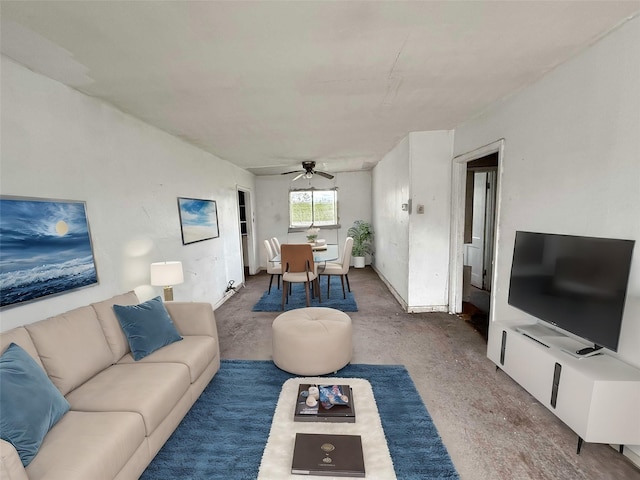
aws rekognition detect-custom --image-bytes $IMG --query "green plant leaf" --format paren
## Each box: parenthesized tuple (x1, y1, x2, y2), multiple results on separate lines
(348, 220, 374, 257)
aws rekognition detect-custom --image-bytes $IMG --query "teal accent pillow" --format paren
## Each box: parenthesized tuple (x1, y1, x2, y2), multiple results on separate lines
(0, 343, 70, 467)
(113, 296, 183, 360)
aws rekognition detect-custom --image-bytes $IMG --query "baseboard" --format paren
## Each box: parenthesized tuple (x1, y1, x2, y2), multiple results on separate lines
(371, 266, 449, 313)
(370, 266, 408, 311)
(407, 305, 449, 313)
(616, 444, 640, 468)
(213, 282, 244, 309)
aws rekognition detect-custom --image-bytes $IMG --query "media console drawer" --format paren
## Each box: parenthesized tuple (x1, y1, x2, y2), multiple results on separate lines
(500, 328, 556, 401)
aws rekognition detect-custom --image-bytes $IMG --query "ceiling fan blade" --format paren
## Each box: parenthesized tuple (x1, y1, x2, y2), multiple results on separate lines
(315, 171, 335, 179)
(292, 172, 306, 181)
(281, 169, 303, 175)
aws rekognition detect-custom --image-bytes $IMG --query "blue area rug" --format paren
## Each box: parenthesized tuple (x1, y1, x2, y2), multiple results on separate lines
(141, 360, 459, 480)
(252, 275, 358, 312)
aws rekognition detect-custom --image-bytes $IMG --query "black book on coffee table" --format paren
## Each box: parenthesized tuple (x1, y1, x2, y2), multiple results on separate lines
(294, 384, 355, 423)
(291, 433, 365, 477)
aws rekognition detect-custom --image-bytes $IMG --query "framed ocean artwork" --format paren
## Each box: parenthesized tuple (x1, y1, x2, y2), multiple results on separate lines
(0, 196, 99, 308)
(177, 197, 219, 245)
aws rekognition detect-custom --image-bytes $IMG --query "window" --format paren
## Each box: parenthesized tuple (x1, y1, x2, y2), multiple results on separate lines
(289, 189, 337, 228)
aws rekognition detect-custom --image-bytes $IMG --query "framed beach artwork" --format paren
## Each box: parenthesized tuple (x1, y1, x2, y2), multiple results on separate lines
(177, 197, 219, 245)
(0, 196, 99, 309)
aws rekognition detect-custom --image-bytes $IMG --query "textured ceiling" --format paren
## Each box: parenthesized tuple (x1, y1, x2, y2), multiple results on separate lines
(2, 1, 639, 175)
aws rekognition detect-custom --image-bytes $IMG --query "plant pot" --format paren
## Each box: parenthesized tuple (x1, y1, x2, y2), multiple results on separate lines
(353, 256, 365, 268)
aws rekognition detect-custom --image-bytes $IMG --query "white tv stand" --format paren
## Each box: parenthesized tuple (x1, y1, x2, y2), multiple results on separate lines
(488, 321, 640, 453)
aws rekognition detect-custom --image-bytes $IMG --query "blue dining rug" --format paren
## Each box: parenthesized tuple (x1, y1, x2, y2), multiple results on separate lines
(252, 275, 358, 312)
(140, 360, 459, 480)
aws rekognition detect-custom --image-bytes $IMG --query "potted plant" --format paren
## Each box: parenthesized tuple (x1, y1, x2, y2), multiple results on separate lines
(347, 220, 373, 268)
(306, 226, 320, 243)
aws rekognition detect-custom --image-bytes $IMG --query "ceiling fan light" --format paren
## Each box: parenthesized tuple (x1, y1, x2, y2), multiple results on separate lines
(305, 171, 313, 179)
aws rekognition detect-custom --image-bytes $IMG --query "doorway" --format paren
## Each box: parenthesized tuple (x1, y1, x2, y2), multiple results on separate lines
(461, 154, 498, 339)
(448, 140, 504, 330)
(464, 154, 498, 292)
(237, 186, 256, 282)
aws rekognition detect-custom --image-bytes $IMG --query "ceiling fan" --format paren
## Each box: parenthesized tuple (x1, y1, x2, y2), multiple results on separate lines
(281, 161, 334, 181)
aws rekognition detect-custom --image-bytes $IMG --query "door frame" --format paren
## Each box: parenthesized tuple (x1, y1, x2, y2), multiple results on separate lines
(448, 139, 504, 316)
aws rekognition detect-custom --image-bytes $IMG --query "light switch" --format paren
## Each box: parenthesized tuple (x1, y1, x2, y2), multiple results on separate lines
(417, 204, 425, 214)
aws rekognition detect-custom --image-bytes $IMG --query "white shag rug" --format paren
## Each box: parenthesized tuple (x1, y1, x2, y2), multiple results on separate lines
(258, 377, 396, 479)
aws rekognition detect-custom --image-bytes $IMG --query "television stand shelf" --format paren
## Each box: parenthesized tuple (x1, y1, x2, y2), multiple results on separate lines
(488, 321, 640, 454)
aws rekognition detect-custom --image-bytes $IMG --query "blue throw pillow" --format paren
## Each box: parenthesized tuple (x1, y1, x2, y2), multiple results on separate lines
(113, 296, 182, 360)
(0, 343, 70, 467)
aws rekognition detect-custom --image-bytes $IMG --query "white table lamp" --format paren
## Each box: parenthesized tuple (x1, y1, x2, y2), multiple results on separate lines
(150, 261, 184, 301)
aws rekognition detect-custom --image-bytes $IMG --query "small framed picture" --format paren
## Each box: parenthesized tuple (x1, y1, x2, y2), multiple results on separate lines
(177, 197, 219, 245)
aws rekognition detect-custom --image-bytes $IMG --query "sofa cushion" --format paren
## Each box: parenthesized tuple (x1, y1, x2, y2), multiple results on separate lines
(0, 327, 44, 370)
(25, 305, 114, 396)
(25, 411, 145, 480)
(113, 296, 183, 360)
(65, 362, 190, 435)
(117, 335, 217, 383)
(92, 292, 139, 363)
(1, 439, 29, 480)
(164, 302, 219, 337)
(0, 343, 70, 467)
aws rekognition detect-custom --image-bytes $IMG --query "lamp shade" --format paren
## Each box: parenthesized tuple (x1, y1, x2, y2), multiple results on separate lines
(150, 261, 184, 286)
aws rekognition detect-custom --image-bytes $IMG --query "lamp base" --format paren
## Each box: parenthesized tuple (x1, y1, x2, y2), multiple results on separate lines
(163, 286, 174, 302)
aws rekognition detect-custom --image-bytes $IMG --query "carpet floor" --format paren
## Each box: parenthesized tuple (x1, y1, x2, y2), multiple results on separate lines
(140, 360, 458, 480)
(215, 268, 640, 480)
(252, 275, 358, 312)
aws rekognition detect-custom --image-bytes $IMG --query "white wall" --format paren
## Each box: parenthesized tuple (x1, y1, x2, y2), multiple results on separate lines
(372, 132, 454, 310)
(454, 17, 640, 370)
(372, 136, 411, 304)
(0, 56, 255, 331)
(408, 131, 454, 311)
(255, 171, 372, 268)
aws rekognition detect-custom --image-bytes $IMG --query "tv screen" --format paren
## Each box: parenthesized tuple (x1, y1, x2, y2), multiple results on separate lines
(508, 231, 635, 352)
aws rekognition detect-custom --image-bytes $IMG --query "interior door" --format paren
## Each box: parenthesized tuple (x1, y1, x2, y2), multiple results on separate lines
(483, 170, 498, 291)
(467, 172, 487, 288)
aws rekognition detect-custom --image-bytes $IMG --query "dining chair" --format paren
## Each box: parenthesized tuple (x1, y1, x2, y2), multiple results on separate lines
(320, 237, 353, 299)
(263, 239, 282, 294)
(280, 243, 320, 310)
(270, 237, 281, 255)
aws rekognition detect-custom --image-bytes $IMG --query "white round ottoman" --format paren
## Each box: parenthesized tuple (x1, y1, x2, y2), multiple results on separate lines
(272, 307, 352, 375)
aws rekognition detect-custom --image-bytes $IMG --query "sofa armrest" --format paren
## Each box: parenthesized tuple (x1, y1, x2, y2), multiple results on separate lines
(164, 302, 218, 339)
(0, 439, 28, 480)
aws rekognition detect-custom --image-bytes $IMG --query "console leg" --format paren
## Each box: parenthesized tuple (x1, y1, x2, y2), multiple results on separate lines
(619, 445, 625, 454)
(576, 437, 584, 454)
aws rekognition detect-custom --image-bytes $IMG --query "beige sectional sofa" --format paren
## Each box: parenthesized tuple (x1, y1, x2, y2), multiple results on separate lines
(0, 292, 220, 480)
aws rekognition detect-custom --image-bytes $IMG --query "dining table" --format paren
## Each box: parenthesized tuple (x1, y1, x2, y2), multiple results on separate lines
(271, 243, 339, 264)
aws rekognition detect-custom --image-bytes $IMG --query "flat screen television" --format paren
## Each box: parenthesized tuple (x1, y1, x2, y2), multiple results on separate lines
(508, 231, 635, 352)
